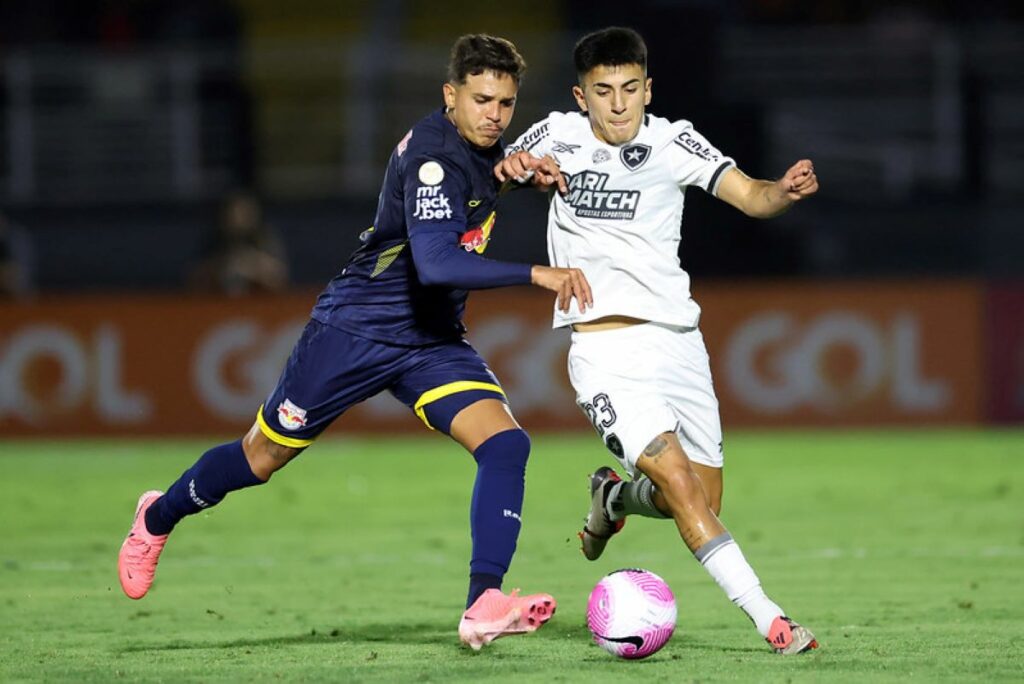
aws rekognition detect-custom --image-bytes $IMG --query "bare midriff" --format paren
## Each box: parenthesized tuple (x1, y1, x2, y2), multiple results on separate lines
(572, 315, 648, 332)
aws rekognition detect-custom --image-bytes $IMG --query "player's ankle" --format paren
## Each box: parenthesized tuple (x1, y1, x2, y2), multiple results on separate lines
(144, 499, 174, 536)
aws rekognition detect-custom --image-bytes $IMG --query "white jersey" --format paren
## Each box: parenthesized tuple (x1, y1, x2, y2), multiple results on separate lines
(510, 111, 734, 329)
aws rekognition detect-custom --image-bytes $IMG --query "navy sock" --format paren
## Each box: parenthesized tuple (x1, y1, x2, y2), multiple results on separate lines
(467, 573, 503, 608)
(145, 440, 264, 535)
(466, 429, 530, 608)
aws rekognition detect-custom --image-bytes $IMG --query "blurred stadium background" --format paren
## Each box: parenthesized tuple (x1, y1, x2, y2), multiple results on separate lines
(1, 0, 1022, 435)
(2, 3, 1024, 680)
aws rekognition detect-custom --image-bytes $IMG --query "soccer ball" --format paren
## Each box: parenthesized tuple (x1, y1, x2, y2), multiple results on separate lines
(586, 568, 677, 659)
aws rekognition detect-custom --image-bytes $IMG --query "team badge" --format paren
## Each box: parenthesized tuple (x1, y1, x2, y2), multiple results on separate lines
(620, 143, 651, 171)
(592, 148, 611, 164)
(418, 161, 444, 185)
(605, 434, 625, 460)
(277, 399, 308, 431)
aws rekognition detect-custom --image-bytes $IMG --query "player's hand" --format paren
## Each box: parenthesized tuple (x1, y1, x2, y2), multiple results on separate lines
(778, 159, 818, 201)
(530, 265, 593, 314)
(495, 151, 568, 194)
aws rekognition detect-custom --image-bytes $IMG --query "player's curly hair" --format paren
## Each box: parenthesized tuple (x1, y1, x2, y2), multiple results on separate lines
(447, 34, 527, 85)
(573, 27, 647, 80)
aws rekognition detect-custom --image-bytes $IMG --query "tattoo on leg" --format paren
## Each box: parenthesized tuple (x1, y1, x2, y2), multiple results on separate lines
(641, 435, 670, 463)
(270, 445, 300, 464)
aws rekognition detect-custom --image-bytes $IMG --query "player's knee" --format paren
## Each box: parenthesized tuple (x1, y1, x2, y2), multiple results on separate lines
(242, 427, 302, 481)
(473, 428, 530, 471)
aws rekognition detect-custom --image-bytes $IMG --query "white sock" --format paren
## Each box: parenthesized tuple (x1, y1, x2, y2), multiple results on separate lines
(605, 478, 670, 521)
(696, 533, 784, 637)
(604, 480, 626, 521)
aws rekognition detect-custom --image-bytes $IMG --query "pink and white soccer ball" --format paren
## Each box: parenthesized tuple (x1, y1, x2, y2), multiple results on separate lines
(586, 568, 677, 659)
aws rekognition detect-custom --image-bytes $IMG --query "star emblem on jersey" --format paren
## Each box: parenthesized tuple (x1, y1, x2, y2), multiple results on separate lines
(592, 149, 611, 164)
(620, 143, 651, 171)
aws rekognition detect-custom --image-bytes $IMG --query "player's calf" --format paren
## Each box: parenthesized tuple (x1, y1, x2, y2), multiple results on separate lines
(119, 438, 268, 599)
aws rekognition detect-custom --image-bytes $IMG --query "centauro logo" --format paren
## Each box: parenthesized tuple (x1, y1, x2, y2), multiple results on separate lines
(562, 171, 640, 220)
(519, 122, 549, 151)
(674, 130, 719, 162)
(414, 185, 453, 220)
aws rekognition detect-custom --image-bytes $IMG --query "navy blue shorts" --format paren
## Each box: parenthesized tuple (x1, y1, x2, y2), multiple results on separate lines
(257, 319, 506, 447)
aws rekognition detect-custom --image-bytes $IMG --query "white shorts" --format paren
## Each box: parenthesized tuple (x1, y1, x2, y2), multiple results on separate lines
(568, 322, 724, 477)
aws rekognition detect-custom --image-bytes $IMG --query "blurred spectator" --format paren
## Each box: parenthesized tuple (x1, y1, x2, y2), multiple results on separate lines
(189, 191, 289, 295)
(0, 211, 34, 298)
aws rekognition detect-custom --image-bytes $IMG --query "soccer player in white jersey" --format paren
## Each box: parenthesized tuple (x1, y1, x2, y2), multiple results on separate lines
(496, 27, 819, 654)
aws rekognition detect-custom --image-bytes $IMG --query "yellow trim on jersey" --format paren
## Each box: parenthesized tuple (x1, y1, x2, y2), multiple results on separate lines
(472, 211, 496, 254)
(371, 242, 407, 277)
(413, 381, 505, 430)
(257, 405, 315, 448)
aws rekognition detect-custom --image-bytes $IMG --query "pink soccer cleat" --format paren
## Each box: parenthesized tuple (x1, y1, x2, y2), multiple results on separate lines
(766, 616, 819, 654)
(118, 490, 169, 600)
(458, 588, 557, 650)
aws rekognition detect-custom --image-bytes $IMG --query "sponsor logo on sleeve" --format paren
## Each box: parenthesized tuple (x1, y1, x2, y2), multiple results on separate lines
(414, 185, 453, 220)
(620, 143, 651, 171)
(673, 130, 720, 161)
(277, 398, 308, 431)
(520, 122, 550, 151)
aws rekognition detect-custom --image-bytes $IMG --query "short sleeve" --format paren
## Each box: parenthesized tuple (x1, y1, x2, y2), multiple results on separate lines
(403, 154, 468, 234)
(507, 113, 555, 159)
(668, 122, 735, 196)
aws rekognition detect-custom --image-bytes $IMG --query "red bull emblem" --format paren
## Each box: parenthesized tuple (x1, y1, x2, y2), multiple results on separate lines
(460, 211, 495, 254)
(277, 399, 308, 431)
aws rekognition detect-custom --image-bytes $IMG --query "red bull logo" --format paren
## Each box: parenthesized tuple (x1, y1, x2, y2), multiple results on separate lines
(277, 398, 308, 431)
(460, 211, 495, 254)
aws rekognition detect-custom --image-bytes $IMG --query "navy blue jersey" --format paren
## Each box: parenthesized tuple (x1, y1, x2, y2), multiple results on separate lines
(312, 108, 520, 346)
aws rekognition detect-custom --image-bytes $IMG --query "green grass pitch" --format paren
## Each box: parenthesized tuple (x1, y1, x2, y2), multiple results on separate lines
(2, 430, 1023, 682)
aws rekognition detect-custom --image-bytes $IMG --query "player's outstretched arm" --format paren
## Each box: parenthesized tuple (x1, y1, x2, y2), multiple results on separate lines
(495, 151, 568, 194)
(716, 160, 818, 219)
(409, 231, 592, 313)
(530, 265, 592, 314)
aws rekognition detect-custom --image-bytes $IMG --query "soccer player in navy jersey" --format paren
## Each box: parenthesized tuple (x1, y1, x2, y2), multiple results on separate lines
(118, 34, 590, 651)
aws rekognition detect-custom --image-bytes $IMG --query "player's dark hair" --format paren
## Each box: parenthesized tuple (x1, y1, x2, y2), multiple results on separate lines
(447, 34, 526, 85)
(573, 27, 647, 80)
